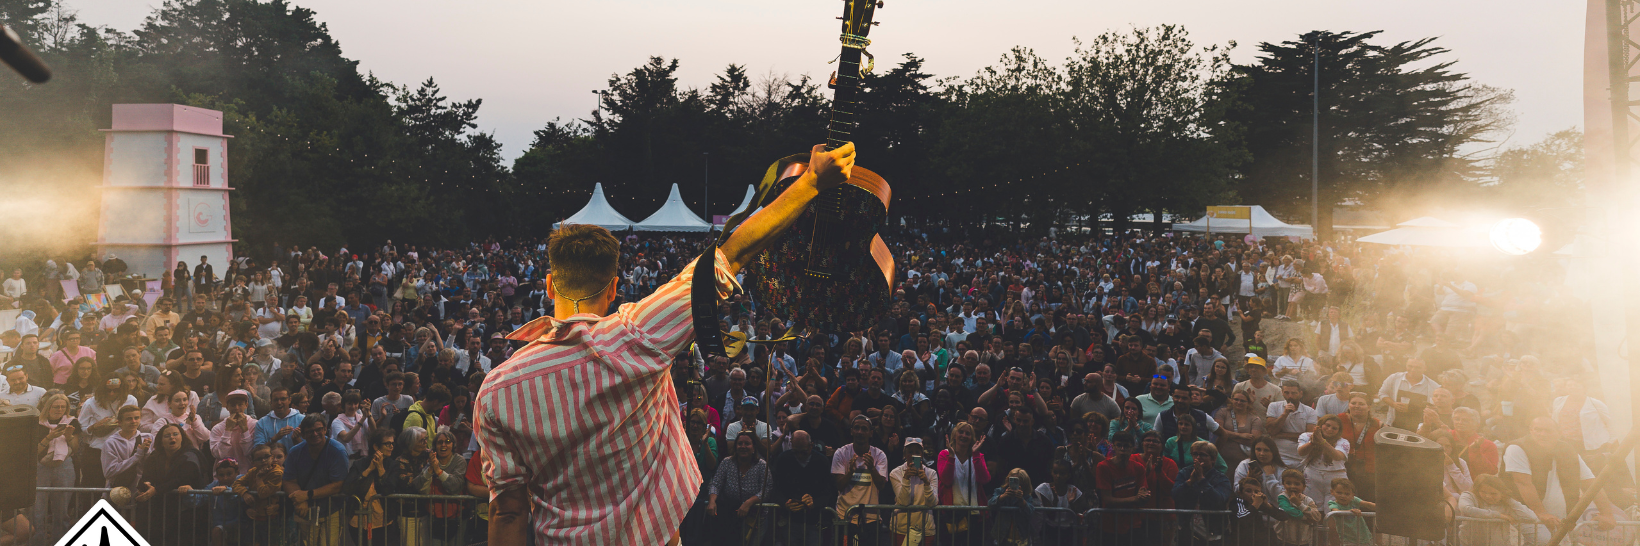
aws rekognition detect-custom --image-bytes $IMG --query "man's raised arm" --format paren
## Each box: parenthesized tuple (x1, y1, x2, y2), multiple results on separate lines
(721, 143, 855, 273)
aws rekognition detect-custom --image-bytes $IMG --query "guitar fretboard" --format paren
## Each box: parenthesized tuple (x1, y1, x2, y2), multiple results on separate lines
(825, 47, 864, 152)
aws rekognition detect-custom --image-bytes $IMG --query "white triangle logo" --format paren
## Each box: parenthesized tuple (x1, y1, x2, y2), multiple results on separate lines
(52, 499, 150, 546)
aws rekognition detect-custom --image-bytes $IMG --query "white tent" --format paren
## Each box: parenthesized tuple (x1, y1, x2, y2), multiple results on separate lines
(715, 185, 758, 227)
(1396, 216, 1460, 228)
(1356, 216, 1487, 247)
(634, 183, 713, 232)
(554, 182, 635, 231)
(1171, 205, 1314, 239)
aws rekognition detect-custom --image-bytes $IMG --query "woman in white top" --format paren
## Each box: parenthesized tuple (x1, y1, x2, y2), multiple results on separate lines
(1233, 436, 1286, 501)
(78, 376, 137, 487)
(1296, 414, 1351, 506)
(1272, 339, 1318, 387)
(1333, 342, 1369, 389)
(1429, 428, 1472, 517)
(145, 389, 211, 450)
(140, 370, 199, 431)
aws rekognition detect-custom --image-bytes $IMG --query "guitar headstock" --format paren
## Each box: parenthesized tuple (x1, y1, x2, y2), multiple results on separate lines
(839, 0, 882, 41)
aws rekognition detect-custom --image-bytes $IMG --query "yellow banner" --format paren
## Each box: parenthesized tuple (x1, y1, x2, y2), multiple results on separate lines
(1206, 206, 1250, 220)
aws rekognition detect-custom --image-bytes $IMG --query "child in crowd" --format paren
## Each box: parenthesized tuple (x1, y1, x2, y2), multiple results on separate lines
(1234, 476, 1283, 545)
(1275, 469, 1322, 546)
(1326, 478, 1375, 546)
(1035, 458, 1082, 544)
(206, 459, 243, 546)
(1457, 474, 1537, 546)
(233, 443, 286, 546)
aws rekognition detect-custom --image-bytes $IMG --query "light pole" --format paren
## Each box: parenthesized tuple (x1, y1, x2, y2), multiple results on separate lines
(1312, 35, 1321, 237)
(703, 152, 710, 226)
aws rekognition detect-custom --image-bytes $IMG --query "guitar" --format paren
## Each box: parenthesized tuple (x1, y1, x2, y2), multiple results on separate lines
(739, 0, 894, 334)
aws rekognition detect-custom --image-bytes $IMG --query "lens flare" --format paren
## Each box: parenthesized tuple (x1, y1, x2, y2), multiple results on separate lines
(1490, 218, 1542, 256)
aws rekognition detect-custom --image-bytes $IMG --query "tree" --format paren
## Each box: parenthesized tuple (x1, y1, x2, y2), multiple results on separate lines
(1487, 128, 1583, 211)
(1063, 25, 1243, 232)
(1231, 31, 1511, 238)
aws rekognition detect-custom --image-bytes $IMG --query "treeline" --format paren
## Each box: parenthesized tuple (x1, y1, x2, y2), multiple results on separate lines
(0, 0, 1575, 254)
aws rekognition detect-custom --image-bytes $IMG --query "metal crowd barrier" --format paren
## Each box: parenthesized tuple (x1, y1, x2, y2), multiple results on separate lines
(1321, 511, 1542, 546)
(1569, 516, 1640, 546)
(27, 487, 482, 546)
(1080, 507, 1236, 546)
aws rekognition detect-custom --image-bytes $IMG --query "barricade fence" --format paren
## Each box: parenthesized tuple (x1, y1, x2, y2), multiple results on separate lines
(28, 487, 483, 546)
(27, 489, 1640, 546)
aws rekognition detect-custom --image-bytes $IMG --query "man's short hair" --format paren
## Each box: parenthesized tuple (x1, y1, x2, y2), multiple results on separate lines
(548, 224, 621, 295)
(425, 383, 452, 404)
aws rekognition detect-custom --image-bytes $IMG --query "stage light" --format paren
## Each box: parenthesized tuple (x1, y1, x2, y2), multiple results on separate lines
(1490, 218, 1542, 256)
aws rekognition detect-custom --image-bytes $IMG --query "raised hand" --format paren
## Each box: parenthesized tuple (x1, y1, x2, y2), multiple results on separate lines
(808, 143, 856, 191)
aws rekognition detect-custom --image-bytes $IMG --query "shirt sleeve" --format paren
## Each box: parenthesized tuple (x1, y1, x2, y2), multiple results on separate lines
(831, 448, 848, 475)
(1502, 444, 1530, 475)
(614, 249, 740, 367)
(325, 444, 349, 482)
(473, 396, 527, 495)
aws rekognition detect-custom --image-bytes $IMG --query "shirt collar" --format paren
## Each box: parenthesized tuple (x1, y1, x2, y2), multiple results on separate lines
(505, 314, 603, 344)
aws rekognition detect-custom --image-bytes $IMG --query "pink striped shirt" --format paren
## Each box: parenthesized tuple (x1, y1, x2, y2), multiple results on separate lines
(475, 250, 735, 545)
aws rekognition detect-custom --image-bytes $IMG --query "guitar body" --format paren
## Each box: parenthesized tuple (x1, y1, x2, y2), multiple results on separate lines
(745, 158, 894, 333)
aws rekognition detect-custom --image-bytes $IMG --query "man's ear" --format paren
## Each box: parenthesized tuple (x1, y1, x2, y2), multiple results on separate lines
(543, 274, 557, 300)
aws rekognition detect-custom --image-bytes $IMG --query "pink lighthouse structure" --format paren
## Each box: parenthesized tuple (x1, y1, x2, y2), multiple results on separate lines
(96, 104, 235, 278)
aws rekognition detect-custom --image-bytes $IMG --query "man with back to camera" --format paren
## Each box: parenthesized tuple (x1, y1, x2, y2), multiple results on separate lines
(476, 143, 856, 545)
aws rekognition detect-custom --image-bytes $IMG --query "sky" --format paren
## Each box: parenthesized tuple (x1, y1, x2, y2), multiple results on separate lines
(67, 0, 1586, 163)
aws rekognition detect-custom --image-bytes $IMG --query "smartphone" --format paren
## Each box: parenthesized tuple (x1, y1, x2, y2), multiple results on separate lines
(910, 455, 923, 468)
(1008, 476, 1022, 490)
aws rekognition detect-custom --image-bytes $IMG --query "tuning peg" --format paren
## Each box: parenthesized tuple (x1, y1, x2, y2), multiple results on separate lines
(871, 21, 880, 25)
(877, 1, 885, 7)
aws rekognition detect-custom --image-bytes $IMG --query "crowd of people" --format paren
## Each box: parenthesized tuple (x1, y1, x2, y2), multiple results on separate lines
(0, 227, 1625, 546)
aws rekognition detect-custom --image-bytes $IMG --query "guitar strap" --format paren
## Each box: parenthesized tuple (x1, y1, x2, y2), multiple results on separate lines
(692, 153, 809, 359)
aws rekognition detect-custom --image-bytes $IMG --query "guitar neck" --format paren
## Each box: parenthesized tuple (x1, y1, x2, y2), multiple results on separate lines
(825, 47, 864, 152)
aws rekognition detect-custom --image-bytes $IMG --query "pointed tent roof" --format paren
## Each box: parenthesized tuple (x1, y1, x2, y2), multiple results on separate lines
(634, 183, 713, 232)
(554, 183, 634, 231)
(716, 185, 758, 227)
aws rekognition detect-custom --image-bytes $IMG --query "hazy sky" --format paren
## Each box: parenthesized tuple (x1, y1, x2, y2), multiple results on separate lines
(68, 0, 1585, 163)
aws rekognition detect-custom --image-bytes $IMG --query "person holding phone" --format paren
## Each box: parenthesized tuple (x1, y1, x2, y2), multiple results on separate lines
(987, 468, 1038, 546)
(889, 438, 938, 545)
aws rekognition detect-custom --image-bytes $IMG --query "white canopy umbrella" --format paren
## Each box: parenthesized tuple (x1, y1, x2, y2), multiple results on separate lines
(634, 183, 713, 232)
(1396, 216, 1461, 228)
(554, 182, 634, 231)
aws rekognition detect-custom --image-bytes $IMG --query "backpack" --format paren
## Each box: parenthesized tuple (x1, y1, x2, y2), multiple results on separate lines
(388, 404, 430, 435)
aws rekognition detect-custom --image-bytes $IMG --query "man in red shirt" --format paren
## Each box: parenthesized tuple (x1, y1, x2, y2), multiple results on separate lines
(1451, 407, 1499, 476)
(1096, 432, 1150, 543)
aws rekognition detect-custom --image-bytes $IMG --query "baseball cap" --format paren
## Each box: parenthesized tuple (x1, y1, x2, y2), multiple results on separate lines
(903, 437, 923, 447)
(740, 396, 759, 407)
(1245, 355, 1267, 368)
(256, 338, 274, 348)
(225, 389, 250, 401)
